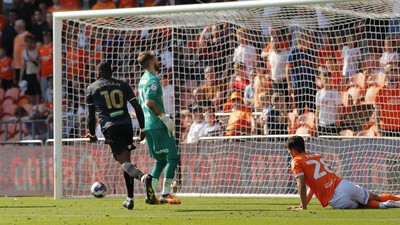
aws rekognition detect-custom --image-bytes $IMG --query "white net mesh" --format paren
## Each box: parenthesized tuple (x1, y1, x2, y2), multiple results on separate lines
(57, 0, 400, 197)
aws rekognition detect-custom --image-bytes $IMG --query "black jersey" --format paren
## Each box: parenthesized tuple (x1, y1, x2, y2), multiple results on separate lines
(86, 78, 135, 133)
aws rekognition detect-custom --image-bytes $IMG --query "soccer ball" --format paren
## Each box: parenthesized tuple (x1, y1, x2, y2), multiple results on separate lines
(90, 181, 107, 198)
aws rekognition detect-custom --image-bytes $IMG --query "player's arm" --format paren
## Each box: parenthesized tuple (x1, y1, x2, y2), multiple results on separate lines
(288, 175, 308, 210)
(146, 99, 175, 133)
(128, 97, 146, 141)
(86, 87, 97, 142)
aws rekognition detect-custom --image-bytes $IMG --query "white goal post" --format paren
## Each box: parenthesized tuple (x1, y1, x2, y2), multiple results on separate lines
(53, 0, 400, 199)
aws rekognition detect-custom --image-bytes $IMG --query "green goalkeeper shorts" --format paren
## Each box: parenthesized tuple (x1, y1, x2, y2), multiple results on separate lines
(144, 128, 179, 160)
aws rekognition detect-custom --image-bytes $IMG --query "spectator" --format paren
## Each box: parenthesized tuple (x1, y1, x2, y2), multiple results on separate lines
(266, 92, 288, 136)
(3, 0, 15, 20)
(92, 0, 116, 10)
(161, 68, 175, 116)
(286, 31, 317, 116)
(200, 66, 224, 110)
(225, 91, 252, 137)
(2, 9, 18, 58)
(48, 0, 67, 13)
(31, 9, 50, 44)
(268, 35, 291, 106)
(186, 106, 206, 144)
(252, 65, 270, 110)
(233, 28, 257, 77)
(316, 72, 342, 136)
(199, 110, 221, 138)
(44, 76, 53, 103)
(342, 32, 361, 79)
(325, 58, 344, 91)
(179, 108, 192, 142)
(0, 47, 14, 90)
(380, 35, 399, 69)
(18, 0, 35, 31)
(60, 0, 81, 10)
(20, 35, 40, 104)
(14, 105, 50, 141)
(38, 30, 53, 101)
(243, 68, 256, 108)
(13, 19, 31, 85)
(45, 12, 53, 32)
(230, 62, 248, 91)
(256, 92, 271, 135)
(375, 65, 400, 137)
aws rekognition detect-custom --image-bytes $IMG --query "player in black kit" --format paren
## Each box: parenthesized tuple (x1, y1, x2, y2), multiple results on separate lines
(86, 62, 157, 209)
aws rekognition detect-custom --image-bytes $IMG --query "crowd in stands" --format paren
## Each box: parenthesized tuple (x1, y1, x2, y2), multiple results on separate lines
(0, 1, 399, 144)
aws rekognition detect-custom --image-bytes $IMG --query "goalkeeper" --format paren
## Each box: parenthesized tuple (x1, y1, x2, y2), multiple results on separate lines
(137, 51, 181, 204)
(286, 136, 400, 210)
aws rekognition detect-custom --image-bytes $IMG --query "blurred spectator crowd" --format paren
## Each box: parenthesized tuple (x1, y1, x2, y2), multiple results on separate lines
(0, 1, 399, 144)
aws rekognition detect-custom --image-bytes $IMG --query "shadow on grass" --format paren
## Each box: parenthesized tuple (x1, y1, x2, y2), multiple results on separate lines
(0, 205, 56, 209)
(176, 209, 287, 212)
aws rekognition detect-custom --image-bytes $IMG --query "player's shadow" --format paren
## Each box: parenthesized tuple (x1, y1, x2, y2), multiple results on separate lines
(176, 209, 287, 212)
(0, 205, 56, 209)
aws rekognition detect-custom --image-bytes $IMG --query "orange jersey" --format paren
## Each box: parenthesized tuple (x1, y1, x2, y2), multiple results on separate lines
(38, 43, 53, 78)
(375, 85, 400, 130)
(92, 1, 116, 10)
(13, 31, 31, 69)
(226, 109, 252, 136)
(291, 152, 343, 207)
(61, 0, 81, 10)
(66, 48, 88, 79)
(0, 56, 13, 80)
(119, 0, 137, 8)
(47, 5, 66, 13)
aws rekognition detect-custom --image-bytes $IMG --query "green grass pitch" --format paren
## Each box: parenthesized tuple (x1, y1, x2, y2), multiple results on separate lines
(0, 196, 399, 225)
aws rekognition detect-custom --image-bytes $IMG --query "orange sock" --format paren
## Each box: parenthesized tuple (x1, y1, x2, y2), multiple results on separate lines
(367, 200, 381, 209)
(379, 194, 400, 202)
(366, 200, 383, 209)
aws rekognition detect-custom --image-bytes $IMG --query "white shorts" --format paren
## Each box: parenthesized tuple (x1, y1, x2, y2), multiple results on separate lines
(328, 179, 370, 209)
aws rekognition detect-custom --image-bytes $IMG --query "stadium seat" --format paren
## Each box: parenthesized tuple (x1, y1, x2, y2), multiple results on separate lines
(0, 114, 17, 139)
(4, 87, 20, 102)
(2, 97, 17, 116)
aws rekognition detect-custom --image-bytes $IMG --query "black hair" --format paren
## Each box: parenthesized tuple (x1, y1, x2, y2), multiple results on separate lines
(97, 62, 112, 78)
(286, 136, 305, 153)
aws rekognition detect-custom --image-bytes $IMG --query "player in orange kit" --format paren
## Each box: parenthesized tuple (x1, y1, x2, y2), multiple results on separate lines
(286, 136, 400, 210)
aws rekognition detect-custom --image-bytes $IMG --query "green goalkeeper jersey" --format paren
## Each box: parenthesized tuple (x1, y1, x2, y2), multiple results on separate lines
(138, 71, 165, 130)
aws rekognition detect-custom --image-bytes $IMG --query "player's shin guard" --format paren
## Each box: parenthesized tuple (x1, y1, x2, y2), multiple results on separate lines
(122, 162, 144, 180)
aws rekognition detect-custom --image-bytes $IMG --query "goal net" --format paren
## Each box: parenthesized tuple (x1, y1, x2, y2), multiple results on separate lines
(53, 0, 400, 199)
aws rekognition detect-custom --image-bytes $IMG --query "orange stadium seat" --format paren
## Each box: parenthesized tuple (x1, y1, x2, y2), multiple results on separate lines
(2, 97, 17, 116)
(4, 87, 20, 102)
(0, 114, 17, 139)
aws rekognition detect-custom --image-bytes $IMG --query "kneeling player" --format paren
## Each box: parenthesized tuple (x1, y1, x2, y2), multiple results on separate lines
(286, 136, 400, 210)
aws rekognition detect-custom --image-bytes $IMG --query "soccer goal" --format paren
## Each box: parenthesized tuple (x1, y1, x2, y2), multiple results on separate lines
(53, 0, 400, 199)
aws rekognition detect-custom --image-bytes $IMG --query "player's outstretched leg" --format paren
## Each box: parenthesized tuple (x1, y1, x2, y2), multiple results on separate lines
(122, 197, 134, 210)
(143, 174, 157, 204)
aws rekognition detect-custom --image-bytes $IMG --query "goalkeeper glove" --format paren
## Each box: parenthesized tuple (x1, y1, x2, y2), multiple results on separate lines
(85, 133, 98, 143)
(158, 112, 175, 133)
